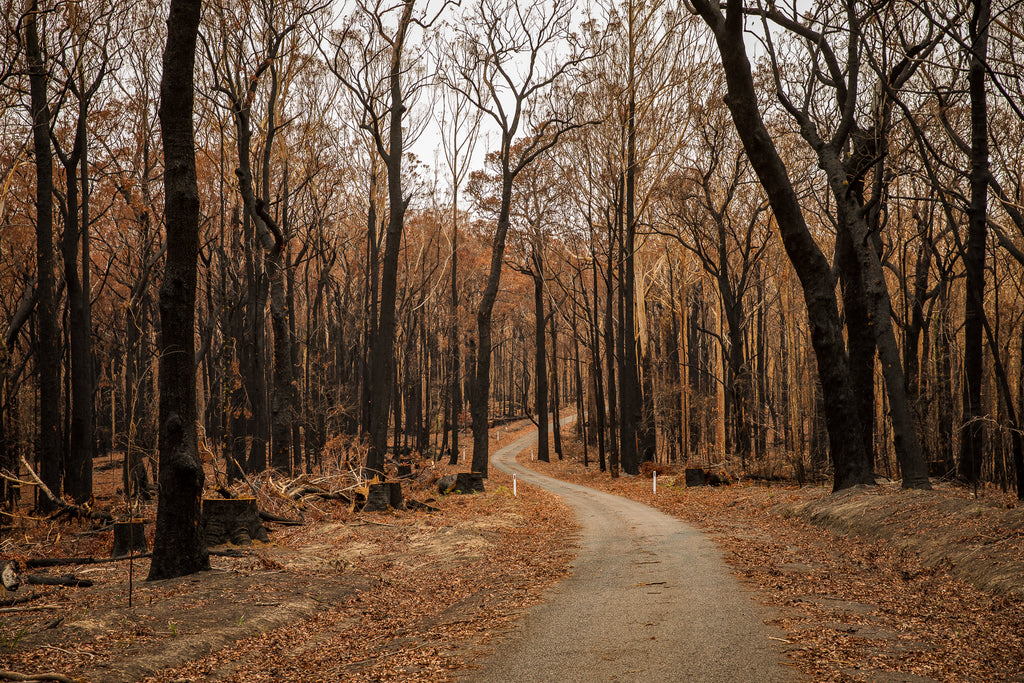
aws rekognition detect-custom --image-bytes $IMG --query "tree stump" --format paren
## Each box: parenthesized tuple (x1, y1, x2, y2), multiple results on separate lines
(201, 497, 269, 545)
(364, 482, 404, 512)
(684, 468, 707, 487)
(438, 472, 485, 495)
(111, 519, 148, 558)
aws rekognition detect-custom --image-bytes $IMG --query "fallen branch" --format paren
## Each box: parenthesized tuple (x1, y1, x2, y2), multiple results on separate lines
(257, 510, 303, 526)
(24, 575, 92, 588)
(0, 592, 42, 608)
(24, 554, 151, 569)
(0, 606, 59, 614)
(18, 457, 112, 523)
(0, 671, 79, 682)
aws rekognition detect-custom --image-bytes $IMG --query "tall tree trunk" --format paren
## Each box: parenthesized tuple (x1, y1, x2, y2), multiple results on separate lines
(618, 174, 634, 479)
(533, 258, 549, 463)
(550, 310, 562, 459)
(960, 0, 990, 486)
(470, 157, 517, 478)
(366, 0, 414, 482)
(447, 216, 462, 466)
(690, 0, 873, 490)
(148, 0, 209, 581)
(262, 155, 295, 474)
(59, 98, 94, 504)
(835, 227, 876, 467)
(25, 1, 62, 510)
(590, 256, 607, 472)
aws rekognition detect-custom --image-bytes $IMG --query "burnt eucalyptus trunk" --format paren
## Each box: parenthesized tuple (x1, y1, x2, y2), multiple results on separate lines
(550, 312, 562, 459)
(366, 1, 415, 481)
(620, 112, 642, 476)
(689, 0, 873, 490)
(533, 253, 549, 463)
(261, 88, 296, 475)
(959, 0, 989, 486)
(149, 0, 209, 581)
(446, 219, 461, 466)
(25, 2, 62, 509)
(604, 230, 620, 478)
(589, 255, 607, 471)
(58, 98, 94, 504)
(470, 159, 515, 478)
(835, 226, 876, 466)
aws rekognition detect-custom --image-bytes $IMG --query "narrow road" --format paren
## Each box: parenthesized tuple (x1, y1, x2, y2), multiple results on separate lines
(466, 427, 796, 682)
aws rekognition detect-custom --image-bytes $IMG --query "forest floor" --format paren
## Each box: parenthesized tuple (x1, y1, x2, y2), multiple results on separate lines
(0, 421, 579, 682)
(521, 439, 1024, 682)
(1, 421, 1022, 682)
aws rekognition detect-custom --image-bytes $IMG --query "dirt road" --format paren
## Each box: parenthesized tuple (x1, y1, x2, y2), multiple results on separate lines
(467, 428, 797, 682)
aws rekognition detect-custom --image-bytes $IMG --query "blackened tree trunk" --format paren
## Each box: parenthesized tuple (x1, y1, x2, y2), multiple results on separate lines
(604, 233, 619, 478)
(960, 0, 990, 486)
(57, 97, 94, 504)
(688, 0, 873, 490)
(258, 86, 296, 475)
(590, 252, 607, 472)
(446, 221, 462, 466)
(148, 0, 209, 581)
(835, 225, 876, 467)
(470, 165, 516, 477)
(25, 1, 62, 509)
(366, 0, 415, 481)
(533, 253, 549, 463)
(620, 108, 643, 476)
(550, 309, 563, 459)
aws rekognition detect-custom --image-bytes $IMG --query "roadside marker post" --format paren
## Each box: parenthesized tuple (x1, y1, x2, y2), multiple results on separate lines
(653, 471, 657, 494)
(513, 474, 517, 497)
(531, 448, 534, 461)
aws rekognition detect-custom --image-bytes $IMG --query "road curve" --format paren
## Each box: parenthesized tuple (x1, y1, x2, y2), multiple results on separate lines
(465, 427, 797, 682)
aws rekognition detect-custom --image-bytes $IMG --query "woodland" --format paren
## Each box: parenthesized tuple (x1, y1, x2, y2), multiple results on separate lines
(0, 0, 1022, 585)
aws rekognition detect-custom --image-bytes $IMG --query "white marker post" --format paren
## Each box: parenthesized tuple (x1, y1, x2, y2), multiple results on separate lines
(531, 448, 534, 461)
(653, 471, 657, 494)
(513, 474, 517, 497)
(461, 448, 465, 464)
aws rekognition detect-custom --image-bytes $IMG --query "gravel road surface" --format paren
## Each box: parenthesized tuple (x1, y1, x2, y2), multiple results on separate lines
(465, 427, 797, 682)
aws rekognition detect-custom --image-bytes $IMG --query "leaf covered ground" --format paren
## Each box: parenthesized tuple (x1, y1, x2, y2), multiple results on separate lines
(3, 421, 1023, 682)
(523, 440, 1024, 683)
(0, 423, 577, 682)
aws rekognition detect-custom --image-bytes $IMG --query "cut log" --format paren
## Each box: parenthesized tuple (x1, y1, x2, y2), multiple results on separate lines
(2, 562, 20, 591)
(24, 555, 150, 568)
(364, 482, 404, 512)
(684, 468, 707, 487)
(406, 498, 439, 512)
(110, 519, 148, 558)
(24, 574, 92, 588)
(0, 592, 41, 608)
(437, 474, 456, 494)
(201, 497, 269, 546)
(438, 472, 484, 495)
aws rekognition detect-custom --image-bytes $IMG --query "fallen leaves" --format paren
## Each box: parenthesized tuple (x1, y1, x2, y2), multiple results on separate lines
(0, 441, 577, 682)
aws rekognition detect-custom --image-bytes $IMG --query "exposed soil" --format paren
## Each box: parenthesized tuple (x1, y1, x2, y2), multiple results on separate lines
(0, 421, 578, 682)
(523, 441, 1024, 682)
